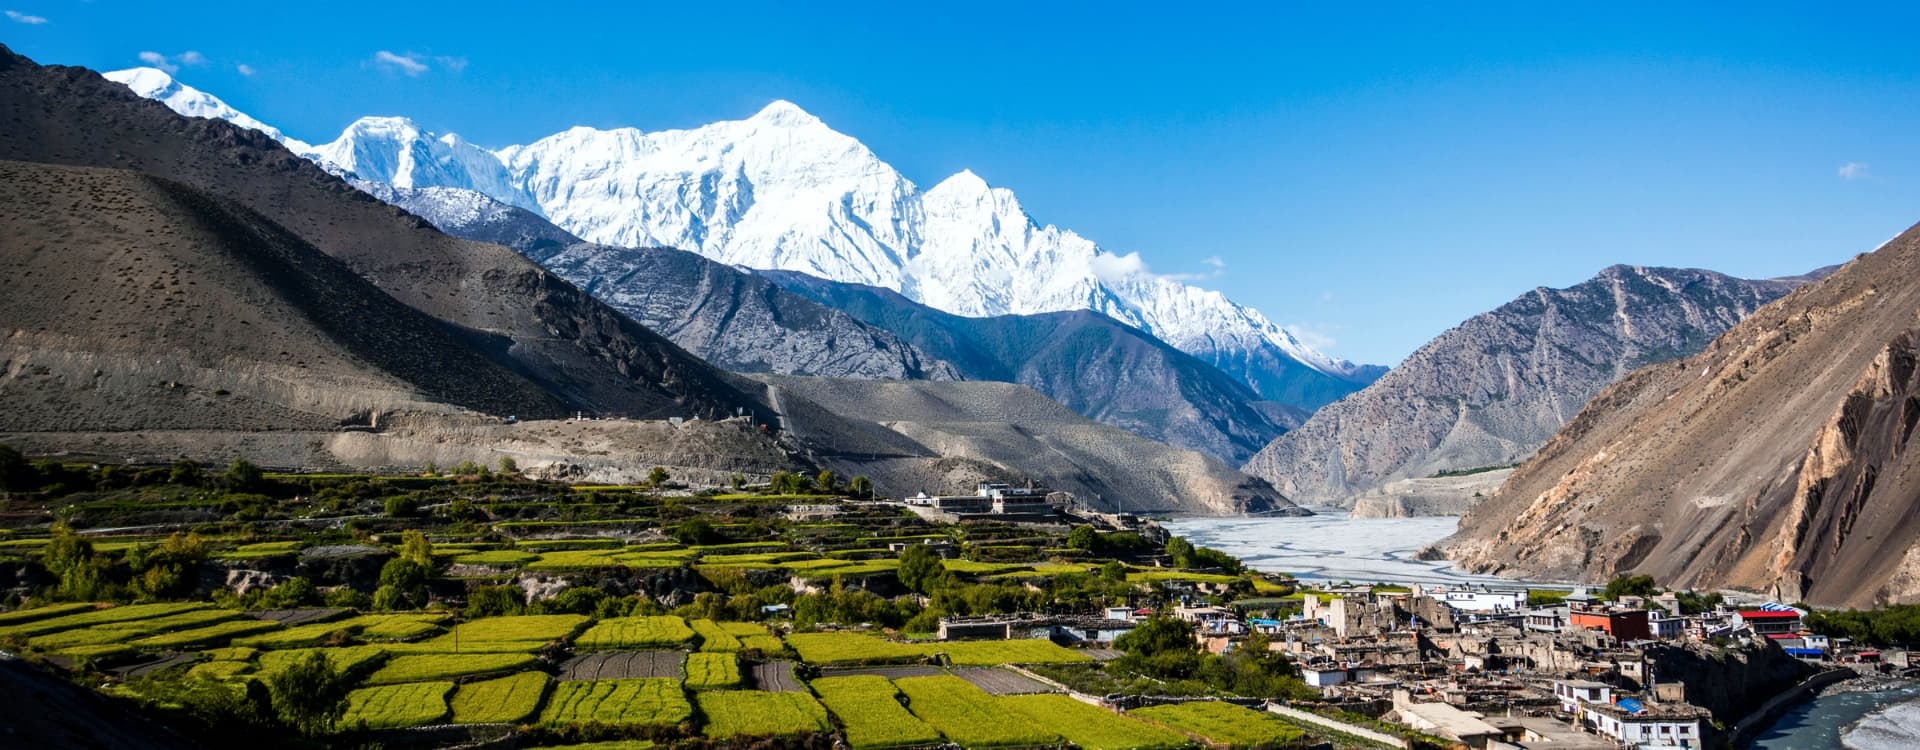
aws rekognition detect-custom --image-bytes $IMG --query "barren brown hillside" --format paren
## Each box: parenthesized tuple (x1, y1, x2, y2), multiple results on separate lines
(0, 44, 764, 423)
(1446, 225, 1920, 607)
(0, 161, 572, 430)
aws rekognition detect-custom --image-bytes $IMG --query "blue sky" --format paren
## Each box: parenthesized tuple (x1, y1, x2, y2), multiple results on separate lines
(6, 1, 1918, 364)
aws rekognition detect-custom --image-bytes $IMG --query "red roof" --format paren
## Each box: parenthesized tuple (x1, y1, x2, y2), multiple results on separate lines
(1739, 610, 1800, 619)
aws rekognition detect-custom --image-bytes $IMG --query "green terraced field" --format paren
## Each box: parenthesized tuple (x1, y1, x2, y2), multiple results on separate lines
(812, 675, 942, 749)
(1130, 701, 1306, 749)
(1001, 694, 1192, 750)
(683, 652, 741, 689)
(364, 652, 538, 685)
(449, 671, 551, 724)
(575, 616, 695, 650)
(786, 631, 1088, 666)
(895, 676, 1058, 748)
(697, 690, 831, 739)
(540, 678, 692, 728)
(690, 619, 741, 652)
(341, 681, 454, 729)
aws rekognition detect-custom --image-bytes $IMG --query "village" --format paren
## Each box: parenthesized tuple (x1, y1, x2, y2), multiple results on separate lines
(892, 482, 1900, 750)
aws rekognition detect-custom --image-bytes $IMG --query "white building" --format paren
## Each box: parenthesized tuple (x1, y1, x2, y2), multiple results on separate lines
(1554, 679, 1612, 714)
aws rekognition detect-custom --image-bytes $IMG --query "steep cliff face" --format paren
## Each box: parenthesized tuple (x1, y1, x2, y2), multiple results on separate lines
(1243, 265, 1813, 505)
(1445, 227, 1920, 607)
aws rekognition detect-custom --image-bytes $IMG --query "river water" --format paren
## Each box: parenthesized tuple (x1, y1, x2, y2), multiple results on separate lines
(1750, 685, 1920, 750)
(1160, 511, 1524, 587)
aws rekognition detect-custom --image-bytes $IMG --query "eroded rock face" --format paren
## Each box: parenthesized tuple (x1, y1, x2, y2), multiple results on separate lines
(1445, 227, 1920, 607)
(1244, 265, 1815, 506)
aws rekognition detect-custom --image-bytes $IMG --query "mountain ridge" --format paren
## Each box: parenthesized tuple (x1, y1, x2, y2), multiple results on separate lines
(1243, 264, 1819, 505)
(1442, 237, 1920, 607)
(101, 66, 1383, 412)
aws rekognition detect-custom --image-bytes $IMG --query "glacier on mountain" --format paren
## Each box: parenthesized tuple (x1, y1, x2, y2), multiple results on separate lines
(106, 67, 1378, 402)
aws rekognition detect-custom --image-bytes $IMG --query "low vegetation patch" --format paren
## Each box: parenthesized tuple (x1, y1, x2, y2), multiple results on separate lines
(1131, 701, 1306, 749)
(812, 675, 942, 749)
(540, 678, 692, 728)
(696, 690, 831, 739)
(895, 675, 1058, 748)
(449, 671, 551, 724)
(341, 681, 454, 730)
(366, 652, 538, 685)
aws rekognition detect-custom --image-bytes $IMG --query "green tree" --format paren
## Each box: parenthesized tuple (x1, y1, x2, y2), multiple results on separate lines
(399, 529, 433, 567)
(0, 443, 38, 491)
(222, 458, 264, 491)
(1603, 574, 1659, 601)
(1067, 525, 1100, 551)
(674, 517, 717, 545)
(384, 496, 419, 518)
(1165, 537, 1196, 568)
(648, 466, 671, 488)
(497, 456, 519, 474)
(898, 544, 947, 594)
(816, 470, 836, 492)
(167, 459, 205, 487)
(729, 472, 747, 491)
(465, 585, 525, 618)
(261, 577, 319, 609)
(46, 522, 109, 601)
(1100, 561, 1128, 582)
(849, 475, 874, 499)
(268, 651, 350, 736)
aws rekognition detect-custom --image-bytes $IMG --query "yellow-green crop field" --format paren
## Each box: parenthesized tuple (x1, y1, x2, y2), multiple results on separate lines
(449, 671, 551, 724)
(683, 652, 741, 689)
(1129, 701, 1305, 749)
(365, 652, 537, 685)
(541, 678, 692, 728)
(696, 690, 831, 739)
(690, 619, 741, 652)
(575, 616, 695, 650)
(812, 675, 942, 749)
(894, 676, 1059, 748)
(1001, 694, 1191, 750)
(787, 632, 1089, 666)
(235, 612, 445, 648)
(0, 602, 209, 638)
(341, 681, 453, 729)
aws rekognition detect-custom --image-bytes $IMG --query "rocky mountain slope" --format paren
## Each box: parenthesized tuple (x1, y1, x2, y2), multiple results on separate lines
(6, 49, 768, 425)
(758, 375, 1306, 516)
(532, 243, 963, 382)
(766, 271, 1294, 462)
(0, 160, 574, 431)
(6, 49, 1285, 516)
(104, 66, 1383, 412)
(341, 176, 1283, 461)
(1443, 231, 1920, 607)
(1244, 265, 1814, 506)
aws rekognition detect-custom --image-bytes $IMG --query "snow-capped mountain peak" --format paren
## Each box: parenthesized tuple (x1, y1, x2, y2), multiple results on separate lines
(314, 115, 539, 214)
(106, 79, 1378, 402)
(748, 99, 824, 128)
(104, 67, 313, 153)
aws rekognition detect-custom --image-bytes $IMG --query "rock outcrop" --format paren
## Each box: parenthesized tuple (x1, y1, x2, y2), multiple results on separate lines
(1445, 226, 1920, 607)
(1244, 265, 1817, 505)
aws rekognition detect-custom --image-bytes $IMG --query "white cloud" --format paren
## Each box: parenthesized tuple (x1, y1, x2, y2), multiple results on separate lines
(1319, 290, 1337, 303)
(1089, 251, 1148, 283)
(1285, 324, 1337, 352)
(235, 63, 256, 77)
(434, 55, 469, 73)
(137, 50, 206, 74)
(371, 50, 430, 76)
(6, 9, 47, 24)
(1838, 162, 1871, 180)
(1201, 255, 1225, 269)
